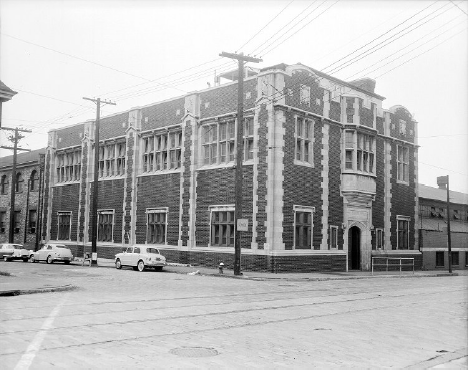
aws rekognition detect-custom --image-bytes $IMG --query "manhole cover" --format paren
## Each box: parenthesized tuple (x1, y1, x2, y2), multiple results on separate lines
(170, 347, 218, 358)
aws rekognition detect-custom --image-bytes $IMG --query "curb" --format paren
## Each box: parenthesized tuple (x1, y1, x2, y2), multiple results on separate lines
(0, 284, 78, 297)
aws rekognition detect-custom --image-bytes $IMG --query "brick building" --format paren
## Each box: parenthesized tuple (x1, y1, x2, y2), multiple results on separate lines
(0, 148, 46, 249)
(419, 184, 468, 270)
(42, 63, 420, 272)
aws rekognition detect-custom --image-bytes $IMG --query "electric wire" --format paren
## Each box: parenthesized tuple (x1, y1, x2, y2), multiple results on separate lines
(258, 0, 340, 58)
(236, 0, 295, 52)
(325, 1, 455, 75)
(321, 0, 439, 72)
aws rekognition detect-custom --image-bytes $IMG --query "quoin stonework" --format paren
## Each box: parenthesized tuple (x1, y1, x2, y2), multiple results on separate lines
(41, 63, 421, 272)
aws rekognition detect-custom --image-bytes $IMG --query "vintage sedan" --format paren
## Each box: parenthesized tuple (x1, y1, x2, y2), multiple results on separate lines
(30, 243, 74, 264)
(1, 244, 30, 262)
(115, 246, 166, 272)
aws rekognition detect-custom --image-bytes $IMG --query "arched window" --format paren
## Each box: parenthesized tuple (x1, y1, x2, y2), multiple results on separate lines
(1, 175, 8, 195)
(15, 173, 24, 193)
(30, 170, 38, 191)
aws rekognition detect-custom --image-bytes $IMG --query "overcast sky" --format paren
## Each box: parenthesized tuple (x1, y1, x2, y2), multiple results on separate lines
(1, 0, 467, 193)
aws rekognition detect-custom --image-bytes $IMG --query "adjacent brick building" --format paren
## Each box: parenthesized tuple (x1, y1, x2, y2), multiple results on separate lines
(42, 63, 421, 272)
(419, 184, 468, 270)
(0, 148, 46, 250)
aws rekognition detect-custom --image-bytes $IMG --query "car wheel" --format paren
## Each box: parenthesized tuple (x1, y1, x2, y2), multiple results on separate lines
(3, 256, 9, 262)
(137, 260, 145, 272)
(46, 255, 54, 264)
(29, 255, 36, 263)
(115, 259, 122, 269)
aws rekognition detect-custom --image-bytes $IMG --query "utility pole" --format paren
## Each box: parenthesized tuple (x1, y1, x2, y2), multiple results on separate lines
(219, 52, 262, 275)
(437, 175, 452, 273)
(83, 97, 116, 266)
(0, 127, 32, 243)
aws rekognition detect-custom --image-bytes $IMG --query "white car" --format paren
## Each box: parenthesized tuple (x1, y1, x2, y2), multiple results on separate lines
(115, 246, 166, 272)
(30, 243, 74, 264)
(1, 244, 30, 262)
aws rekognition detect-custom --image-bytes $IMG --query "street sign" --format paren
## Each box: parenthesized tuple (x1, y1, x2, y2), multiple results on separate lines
(237, 219, 248, 231)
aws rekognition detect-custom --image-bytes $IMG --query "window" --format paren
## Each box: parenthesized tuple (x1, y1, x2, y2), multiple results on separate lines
(436, 251, 444, 267)
(98, 210, 113, 242)
(116, 143, 126, 175)
(143, 131, 181, 172)
(15, 173, 23, 193)
(147, 209, 167, 244)
(452, 252, 459, 266)
(201, 117, 252, 166)
(344, 131, 375, 174)
(29, 210, 37, 233)
(58, 212, 71, 240)
(30, 170, 38, 191)
(56, 149, 81, 183)
(0, 175, 8, 194)
(346, 97, 355, 123)
(453, 210, 460, 220)
(98, 143, 125, 178)
(14, 210, 21, 233)
(376, 229, 384, 250)
(300, 84, 310, 106)
(295, 117, 313, 165)
(329, 225, 338, 249)
(294, 206, 315, 249)
(0, 211, 6, 233)
(465, 252, 468, 267)
(397, 145, 409, 183)
(210, 209, 235, 247)
(396, 216, 410, 250)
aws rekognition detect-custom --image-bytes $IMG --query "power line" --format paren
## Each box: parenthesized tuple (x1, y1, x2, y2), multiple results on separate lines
(259, 0, 340, 58)
(236, 0, 295, 52)
(326, 1, 454, 75)
(252, 0, 325, 57)
(1, 32, 188, 94)
(345, 19, 467, 80)
(449, 0, 468, 16)
(322, 0, 439, 72)
(419, 161, 467, 176)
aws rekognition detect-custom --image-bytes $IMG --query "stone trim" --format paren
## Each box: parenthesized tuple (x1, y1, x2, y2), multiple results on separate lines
(320, 122, 330, 249)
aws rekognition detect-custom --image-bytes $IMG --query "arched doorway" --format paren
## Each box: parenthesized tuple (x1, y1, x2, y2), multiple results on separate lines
(348, 226, 361, 270)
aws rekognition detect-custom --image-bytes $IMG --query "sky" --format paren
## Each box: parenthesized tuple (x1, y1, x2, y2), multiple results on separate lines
(0, 0, 467, 193)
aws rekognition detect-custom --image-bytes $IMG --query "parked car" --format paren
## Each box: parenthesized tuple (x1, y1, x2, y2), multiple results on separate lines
(115, 246, 166, 272)
(1, 244, 30, 262)
(30, 243, 74, 264)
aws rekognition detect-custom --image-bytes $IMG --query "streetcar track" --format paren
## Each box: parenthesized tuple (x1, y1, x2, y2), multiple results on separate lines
(0, 288, 465, 336)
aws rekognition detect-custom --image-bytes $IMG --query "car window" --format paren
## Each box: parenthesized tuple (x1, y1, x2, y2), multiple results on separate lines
(47, 246, 53, 250)
(126, 247, 133, 253)
(14, 246, 22, 249)
(134, 247, 140, 254)
(146, 248, 159, 254)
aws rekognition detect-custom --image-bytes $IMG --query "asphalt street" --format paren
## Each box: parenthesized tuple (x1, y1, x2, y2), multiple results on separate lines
(0, 261, 467, 369)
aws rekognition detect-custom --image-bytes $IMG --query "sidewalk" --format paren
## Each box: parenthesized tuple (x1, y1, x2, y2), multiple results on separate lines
(1, 258, 466, 296)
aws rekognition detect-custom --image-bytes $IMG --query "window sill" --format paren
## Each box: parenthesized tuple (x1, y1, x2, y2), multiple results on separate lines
(55, 180, 81, 186)
(342, 170, 376, 178)
(396, 180, 410, 186)
(293, 160, 314, 168)
(139, 169, 181, 177)
(197, 161, 254, 171)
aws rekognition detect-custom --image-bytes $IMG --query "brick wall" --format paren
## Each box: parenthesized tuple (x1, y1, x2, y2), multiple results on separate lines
(255, 105, 269, 249)
(282, 111, 323, 250)
(328, 124, 344, 248)
(136, 173, 181, 245)
(141, 97, 185, 131)
(88, 179, 125, 243)
(50, 184, 80, 240)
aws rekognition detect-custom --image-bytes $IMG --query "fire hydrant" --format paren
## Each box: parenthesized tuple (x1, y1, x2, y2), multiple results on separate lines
(218, 262, 224, 274)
